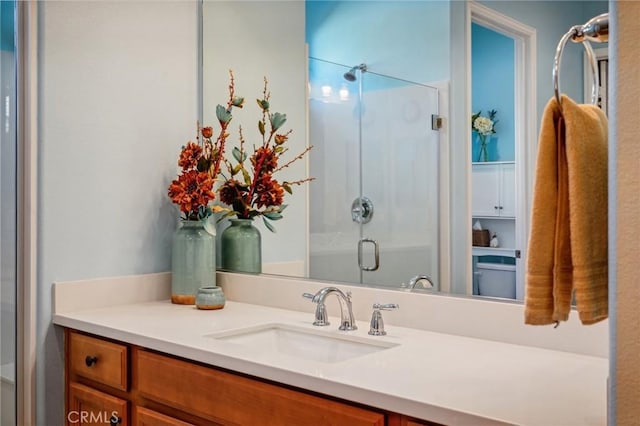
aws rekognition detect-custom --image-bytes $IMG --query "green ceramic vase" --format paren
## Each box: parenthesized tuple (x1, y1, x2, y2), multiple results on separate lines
(195, 286, 226, 310)
(171, 220, 216, 304)
(221, 219, 261, 273)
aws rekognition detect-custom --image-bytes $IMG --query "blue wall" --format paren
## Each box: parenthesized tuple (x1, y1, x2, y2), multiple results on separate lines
(1, 1, 15, 52)
(306, 1, 450, 85)
(471, 23, 515, 162)
(478, 1, 608, 124)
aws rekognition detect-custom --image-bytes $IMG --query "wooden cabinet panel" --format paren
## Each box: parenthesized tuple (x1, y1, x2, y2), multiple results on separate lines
(69, 331, 128, 391)
(133, 406, 193, 426)
(135, 349, 385, 426)
(68, 382, 128, 426)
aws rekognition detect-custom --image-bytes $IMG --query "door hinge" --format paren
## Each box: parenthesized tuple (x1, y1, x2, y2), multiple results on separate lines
(515, 250, 521, 259)
(431, 114, 443, 130)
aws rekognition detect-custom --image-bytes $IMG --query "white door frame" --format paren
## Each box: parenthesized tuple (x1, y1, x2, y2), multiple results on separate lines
(466, 1, 537, 298)
(17, 1, 38, 424)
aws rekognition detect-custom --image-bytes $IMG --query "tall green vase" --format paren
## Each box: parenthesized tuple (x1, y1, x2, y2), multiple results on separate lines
(221, 219, 262, 273)
(171, 220, 216, 304)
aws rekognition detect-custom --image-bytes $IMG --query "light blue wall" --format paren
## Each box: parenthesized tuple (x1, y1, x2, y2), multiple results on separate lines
(471, 23, 515, 162)
(306, 1, 450, 84)
(478, 1, 608, 124)
(38, 2, 199, 423)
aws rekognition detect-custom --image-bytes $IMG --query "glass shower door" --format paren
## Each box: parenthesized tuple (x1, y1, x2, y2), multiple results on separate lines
(308, 58, 362, 283)
(308, 57, 440, 288)
(358, 73, 440, 288)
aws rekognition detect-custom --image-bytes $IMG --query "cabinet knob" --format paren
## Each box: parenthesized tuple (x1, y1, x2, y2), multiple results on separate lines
(499, 206, 504, 210)
(109, 415, 122, 426)
(85, 355, 98, 367)
(494, 206, 499, 209)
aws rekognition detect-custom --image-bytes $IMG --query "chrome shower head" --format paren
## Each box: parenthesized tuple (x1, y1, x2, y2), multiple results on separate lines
(343, 63, 367, 82)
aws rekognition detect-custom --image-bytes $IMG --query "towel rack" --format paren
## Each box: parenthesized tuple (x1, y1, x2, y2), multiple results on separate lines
(553, 13, 609, 106)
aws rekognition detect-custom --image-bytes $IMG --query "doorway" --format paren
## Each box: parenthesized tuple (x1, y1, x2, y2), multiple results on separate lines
(467, 2, 537, 300)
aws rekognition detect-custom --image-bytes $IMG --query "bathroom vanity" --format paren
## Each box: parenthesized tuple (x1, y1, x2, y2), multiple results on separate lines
(53, 273, 608, 426)
(65, 329, 427, 425)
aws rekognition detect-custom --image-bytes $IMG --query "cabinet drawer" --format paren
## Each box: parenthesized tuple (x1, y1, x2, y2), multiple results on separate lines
(68, 382, 128, 426)
(134, 406, 194, 426)
(69, 332, 128, 391)
(135, 349, 385, 426)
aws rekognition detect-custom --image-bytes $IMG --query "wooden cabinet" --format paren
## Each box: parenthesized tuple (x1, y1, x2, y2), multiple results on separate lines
(68, 331, 128, 392)
(133, 407, 193, 426)
(471, 162, 515, 218)
(135, 349, 385, 425)
(64, 329, 440, 426)
(68, 382, 127, 426)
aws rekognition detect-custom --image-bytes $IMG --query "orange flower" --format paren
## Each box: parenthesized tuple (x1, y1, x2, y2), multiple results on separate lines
(178, 142, 202, 170)
(168, 170, 215, 217)
(219, 179, 245, 206)
(254, 175, 284, 209)
(274, 134, 288, 145)
(201, 126, 213, 139)
(250, 146, 278, 174)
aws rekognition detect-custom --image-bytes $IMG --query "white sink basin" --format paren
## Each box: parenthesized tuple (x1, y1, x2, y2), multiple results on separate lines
(207, 323, 398, 363)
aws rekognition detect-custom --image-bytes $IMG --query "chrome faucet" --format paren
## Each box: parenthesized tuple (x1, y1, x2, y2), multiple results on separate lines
(302, 287, 358, 331)
(407, 274, 436, 291)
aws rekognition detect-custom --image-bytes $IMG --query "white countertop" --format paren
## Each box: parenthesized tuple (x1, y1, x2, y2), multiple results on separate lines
(53, 299, 607, 426)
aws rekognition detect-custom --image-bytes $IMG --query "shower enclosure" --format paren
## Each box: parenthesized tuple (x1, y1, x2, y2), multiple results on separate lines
(308, 57, 440, 289)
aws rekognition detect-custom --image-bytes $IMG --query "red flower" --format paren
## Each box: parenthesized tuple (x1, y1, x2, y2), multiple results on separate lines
(250, 146, 278, 174)
(219, 179, 245, 206)
(254, 175, 284, 209)
(168, 170, 215, 216)
(201, 126, 213, 139)
(178, 142, 202, 170)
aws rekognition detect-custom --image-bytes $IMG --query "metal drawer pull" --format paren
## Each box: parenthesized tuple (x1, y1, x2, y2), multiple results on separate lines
(85, 355, 97, 367)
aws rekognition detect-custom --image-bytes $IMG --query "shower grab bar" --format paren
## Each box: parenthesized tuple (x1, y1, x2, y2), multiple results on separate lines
(553, 13, 609, 108)
(358, 238, 380, 271)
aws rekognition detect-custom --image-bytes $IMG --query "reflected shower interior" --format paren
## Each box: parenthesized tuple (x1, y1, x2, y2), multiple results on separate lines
(308, 57, 440, 289)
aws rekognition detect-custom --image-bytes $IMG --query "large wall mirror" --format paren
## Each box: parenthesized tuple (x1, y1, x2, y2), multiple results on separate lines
(202, 0, 608, 301)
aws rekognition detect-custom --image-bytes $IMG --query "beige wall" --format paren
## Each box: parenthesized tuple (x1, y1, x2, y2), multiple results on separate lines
(613, 1, 640, 424)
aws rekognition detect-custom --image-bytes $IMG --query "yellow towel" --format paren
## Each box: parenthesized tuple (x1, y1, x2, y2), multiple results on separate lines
(525, 95, 608, 325)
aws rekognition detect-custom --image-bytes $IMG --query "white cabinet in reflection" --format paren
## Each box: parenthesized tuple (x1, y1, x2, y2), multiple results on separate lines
(472, 162, 515, 218)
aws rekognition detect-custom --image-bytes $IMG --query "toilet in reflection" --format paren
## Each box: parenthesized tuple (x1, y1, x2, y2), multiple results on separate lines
(475, 262, 516, 299)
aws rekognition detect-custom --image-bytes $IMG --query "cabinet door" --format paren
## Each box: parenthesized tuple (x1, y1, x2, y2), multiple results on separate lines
(135, 349, 385, 426)
(69, 331, 128, 391)
(134, 406, 193, 426)
(68, 382, 128, 426)
(471, 164, 500, 217)
(499, 163, 516, 217)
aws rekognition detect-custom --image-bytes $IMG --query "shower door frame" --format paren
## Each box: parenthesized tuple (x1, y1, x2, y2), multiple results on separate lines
(16, 2, 38, 424)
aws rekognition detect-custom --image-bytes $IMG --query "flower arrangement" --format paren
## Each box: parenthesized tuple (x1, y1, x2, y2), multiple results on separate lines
(168, 71, 244, 221)
(216, 75, 313, 232)
(471, 109, 498, 162)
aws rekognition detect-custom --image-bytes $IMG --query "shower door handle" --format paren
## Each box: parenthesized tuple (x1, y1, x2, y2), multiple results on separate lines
(358, 238, 380, 271)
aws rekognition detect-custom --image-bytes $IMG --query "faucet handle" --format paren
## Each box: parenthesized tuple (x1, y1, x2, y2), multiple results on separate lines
(368, 303, 399, 336)
(373, 303, 399, 311)
(303, 292, 330, 326)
